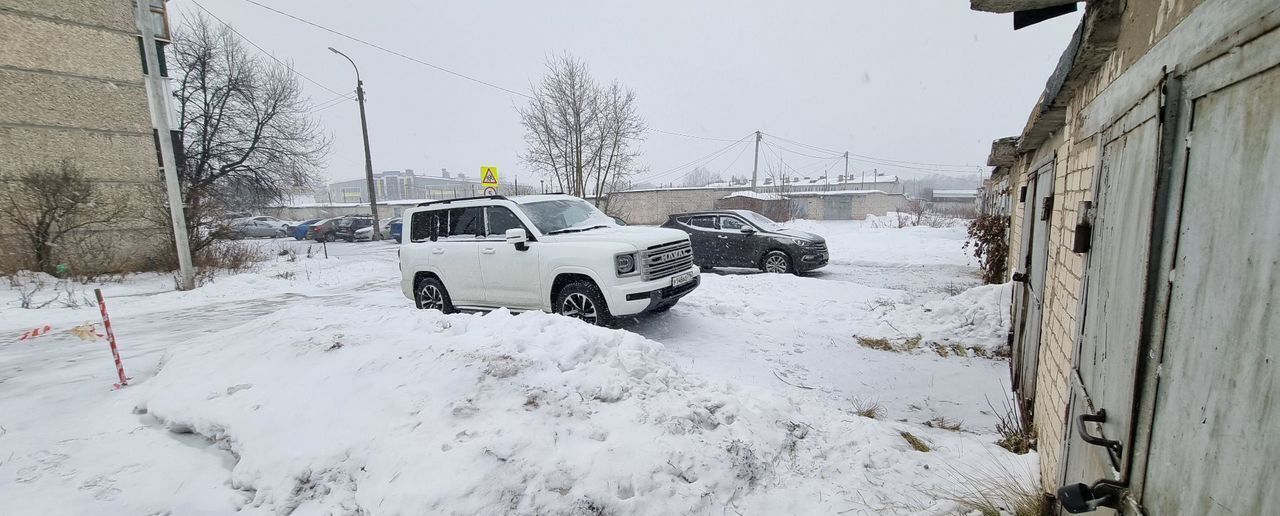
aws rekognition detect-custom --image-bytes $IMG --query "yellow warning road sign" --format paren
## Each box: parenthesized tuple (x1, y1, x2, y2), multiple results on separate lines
(481, 166, 499, 188)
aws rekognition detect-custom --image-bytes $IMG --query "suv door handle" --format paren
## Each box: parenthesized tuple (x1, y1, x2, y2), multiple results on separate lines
(480, 248, 496, 255)
(717, 235, 728, 239)
(431, 248, 445, 254)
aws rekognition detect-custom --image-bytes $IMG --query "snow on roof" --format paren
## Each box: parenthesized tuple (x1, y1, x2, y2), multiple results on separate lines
(933, 190, 978, 198)
(789, 189, 895, 197)
(722, 191, 785, 201)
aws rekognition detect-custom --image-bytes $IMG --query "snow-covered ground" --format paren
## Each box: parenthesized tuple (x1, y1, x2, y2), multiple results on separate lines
(0, 220, 1030, 515)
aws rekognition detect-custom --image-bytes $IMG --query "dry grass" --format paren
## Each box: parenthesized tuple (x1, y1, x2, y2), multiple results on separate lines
(851, 398, 885, 419)
(950, 343, 969, 357)
(926, 417, 964, 432)
(899, 431, 931, 452)
(930, 459, 1043, 516)
(186, 240, 270, 287)
(857, 336, 896, 352)
(902, 335, 923, 351)
(990, 396, 1036, 455)
(931, 344, 950, 357)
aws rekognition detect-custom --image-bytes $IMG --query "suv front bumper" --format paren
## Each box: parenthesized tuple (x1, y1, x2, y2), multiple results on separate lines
(605, 266, 701, 316)
(797, 251, 829, 272)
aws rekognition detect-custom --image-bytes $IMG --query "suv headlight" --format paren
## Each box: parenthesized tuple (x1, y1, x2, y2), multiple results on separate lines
(615, 252, 637, 276)
(791, 238, 812, 247)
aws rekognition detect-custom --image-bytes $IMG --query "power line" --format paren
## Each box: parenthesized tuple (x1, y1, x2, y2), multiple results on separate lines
(763, 136, 843, 160)
(636, 133, 754, 184)
(718, 140, 752, 177)
(643, 137, 751, 185)
(238, 0, 743, 143)
(190, 0, 353, 101)
(762, 132, 981, 172)
(648, 128, 742, 142)
(309, 94, 354, 114)
(242, 0, 532, 99)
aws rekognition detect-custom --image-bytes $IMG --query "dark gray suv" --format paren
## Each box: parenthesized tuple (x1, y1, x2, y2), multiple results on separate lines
(662, 210, 828, 274)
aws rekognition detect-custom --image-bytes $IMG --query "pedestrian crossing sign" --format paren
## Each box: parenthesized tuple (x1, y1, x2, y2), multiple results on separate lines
(481, 166, 499, 187)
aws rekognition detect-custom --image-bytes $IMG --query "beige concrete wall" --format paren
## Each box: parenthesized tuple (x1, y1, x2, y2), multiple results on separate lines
(604, 188, 739, 225)
(603, 188, 911, 225)
(0, 1, 169, 273)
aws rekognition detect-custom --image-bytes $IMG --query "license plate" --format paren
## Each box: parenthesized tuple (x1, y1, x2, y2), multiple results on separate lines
(671, 271, 695, 287)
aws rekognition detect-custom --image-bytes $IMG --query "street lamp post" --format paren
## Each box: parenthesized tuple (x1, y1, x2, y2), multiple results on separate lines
(329, 47, 381, 240)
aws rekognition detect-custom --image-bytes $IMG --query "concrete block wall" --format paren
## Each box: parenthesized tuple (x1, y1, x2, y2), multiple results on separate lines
(0, 1, 170, 272)
(605, 188, 911, 225)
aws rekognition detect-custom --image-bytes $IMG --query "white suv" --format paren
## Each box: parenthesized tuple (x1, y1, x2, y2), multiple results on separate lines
(399, 194, 700, 325)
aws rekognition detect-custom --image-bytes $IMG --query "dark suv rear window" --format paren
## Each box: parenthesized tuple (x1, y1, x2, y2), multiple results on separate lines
(688, 216, 716, 229)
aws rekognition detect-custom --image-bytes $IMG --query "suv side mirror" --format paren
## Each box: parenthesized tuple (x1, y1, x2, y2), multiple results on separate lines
(740, 226, 755, 234)
(506, 228, 530, 251)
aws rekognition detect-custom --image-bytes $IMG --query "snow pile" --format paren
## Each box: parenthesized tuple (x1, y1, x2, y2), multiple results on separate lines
(879, 282, 1014, 354)
(722, 190, 785, 201)
(143, 307, 799, 514)
(142, 304, 1028, 515)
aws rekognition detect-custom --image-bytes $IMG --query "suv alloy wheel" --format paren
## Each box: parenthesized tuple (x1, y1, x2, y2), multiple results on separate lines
(555, 281, 613, 326)
(415, 277, 455, 313)
(762, 250, 792, 274)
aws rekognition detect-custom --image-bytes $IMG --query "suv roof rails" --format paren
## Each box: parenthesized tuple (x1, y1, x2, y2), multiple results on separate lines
(417, 194, 508, 207)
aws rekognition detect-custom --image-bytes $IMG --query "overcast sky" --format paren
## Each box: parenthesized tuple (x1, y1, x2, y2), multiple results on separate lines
(174, 0, 1080, 188)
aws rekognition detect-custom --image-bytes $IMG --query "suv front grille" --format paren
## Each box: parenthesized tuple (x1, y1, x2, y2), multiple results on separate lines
(643, 240, 694, 281)
(812, 242, 828, 254)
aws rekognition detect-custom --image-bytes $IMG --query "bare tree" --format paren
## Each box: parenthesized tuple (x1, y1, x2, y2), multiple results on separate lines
(171, 15, 330, 251)
(0, 160, 129, 274)
(681, 166, 722, 187)
(518, 54, 646, 198)
(765, 160, 804, 220)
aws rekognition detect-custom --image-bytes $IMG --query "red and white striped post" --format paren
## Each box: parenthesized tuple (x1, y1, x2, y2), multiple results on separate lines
(94, 288, 129, 388)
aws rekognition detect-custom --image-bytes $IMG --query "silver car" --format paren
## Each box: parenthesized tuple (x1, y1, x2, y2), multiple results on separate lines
(225, 219, 287, 239)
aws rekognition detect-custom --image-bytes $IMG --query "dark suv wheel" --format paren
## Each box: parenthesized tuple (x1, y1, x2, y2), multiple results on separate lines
(762, 250, 793, 274)
(415, 276, 455, 313)
(555, 281, 613, 327)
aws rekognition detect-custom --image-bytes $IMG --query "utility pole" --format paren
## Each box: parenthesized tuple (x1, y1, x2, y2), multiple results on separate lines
(862, 167, 867, 191)
(843, 151, 849, 189)
(751, 130, 762, 190)
(136, 1, 194, 290)
(329, 47, 382, 240)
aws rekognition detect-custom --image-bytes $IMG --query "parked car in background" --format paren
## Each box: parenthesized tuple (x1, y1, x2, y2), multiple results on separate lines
(232, 215, 291, 232)
(355, 217, 398, 241)
(334, 216, 374, 242)
(307, 217, 344, 242)
(289, 219, 322, 240)
(223, 218, 287, 239)
(662, 210, 828, 274)
(389, 218, 404, 243)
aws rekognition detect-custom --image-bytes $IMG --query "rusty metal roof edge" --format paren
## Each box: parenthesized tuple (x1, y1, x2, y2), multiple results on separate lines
(970, 0, 1080, 14)
(1013, 0, 1123, 154)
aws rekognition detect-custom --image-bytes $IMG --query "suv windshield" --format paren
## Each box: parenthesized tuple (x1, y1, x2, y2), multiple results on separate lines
(516, 199, 615, 234)
(739, 211, 785, 231)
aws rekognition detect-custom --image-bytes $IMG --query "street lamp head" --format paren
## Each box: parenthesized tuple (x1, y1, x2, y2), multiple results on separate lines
(327, 47, 339, 54)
